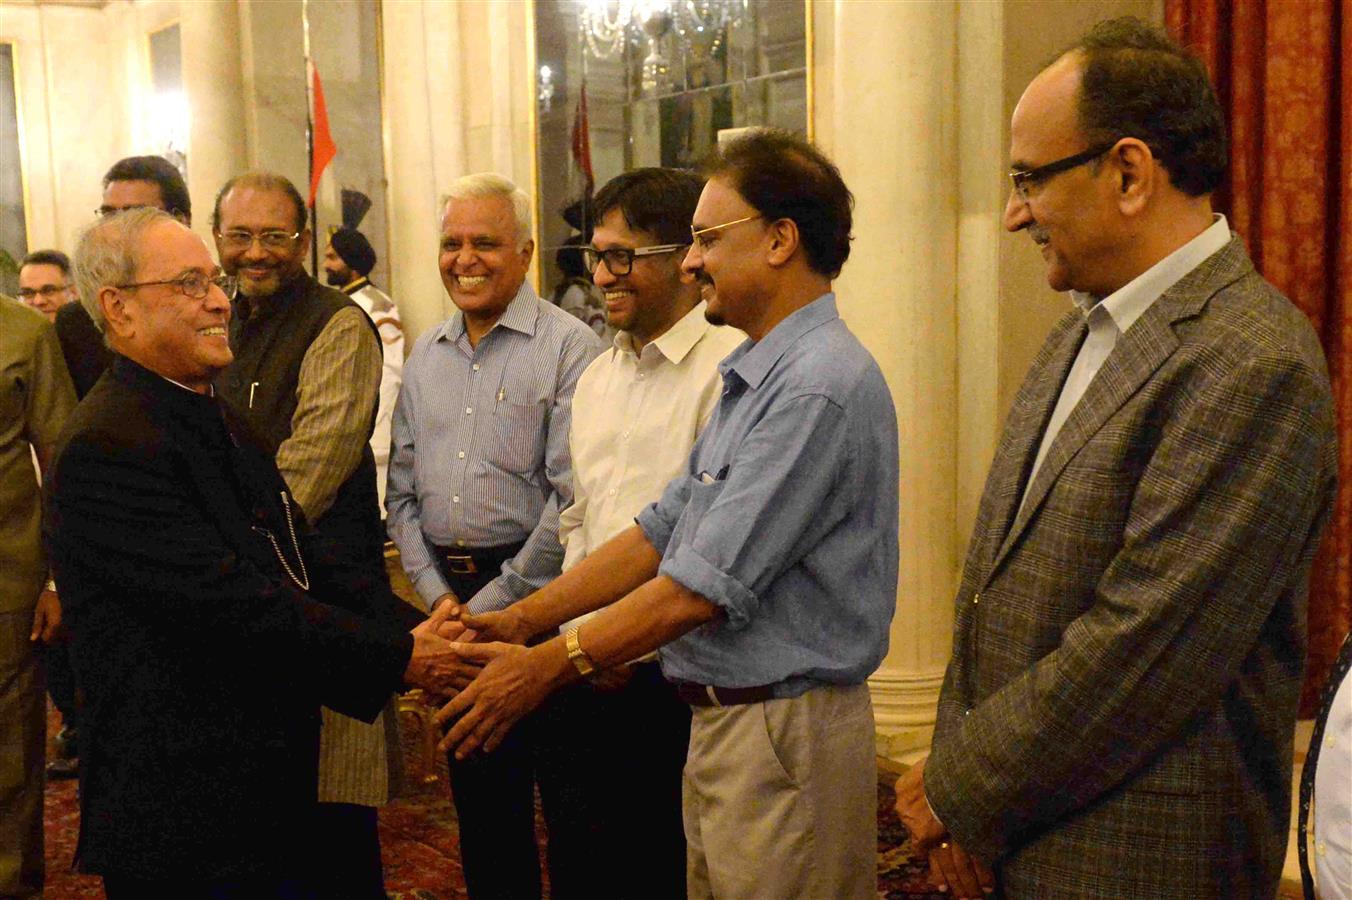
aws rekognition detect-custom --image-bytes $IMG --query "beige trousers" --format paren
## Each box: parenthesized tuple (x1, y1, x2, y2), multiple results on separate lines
(683, 682, 876, 900)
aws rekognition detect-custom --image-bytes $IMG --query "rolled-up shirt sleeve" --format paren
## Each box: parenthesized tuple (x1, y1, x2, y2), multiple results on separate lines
(652, 392, 853, 629)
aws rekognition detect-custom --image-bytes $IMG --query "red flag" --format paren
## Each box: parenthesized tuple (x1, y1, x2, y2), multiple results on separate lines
(571, 84, 594, 191)
(308, 61, 337, 207)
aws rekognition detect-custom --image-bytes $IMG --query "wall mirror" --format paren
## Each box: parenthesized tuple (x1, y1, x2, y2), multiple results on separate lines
(533, 0, 809, 302)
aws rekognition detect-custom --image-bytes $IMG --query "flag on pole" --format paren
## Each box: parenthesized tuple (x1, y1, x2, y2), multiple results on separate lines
(570, 84, 595, 192)
(308, 61, 337, 207)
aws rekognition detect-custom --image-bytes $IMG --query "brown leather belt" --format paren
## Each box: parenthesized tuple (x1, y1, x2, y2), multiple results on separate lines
(673, 680, 778, 708)
(431, 540, 526, 577)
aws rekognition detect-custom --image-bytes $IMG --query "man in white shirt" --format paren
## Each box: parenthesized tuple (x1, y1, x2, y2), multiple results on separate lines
(535, 168, 743, 899)
(323, 227, 404, 512)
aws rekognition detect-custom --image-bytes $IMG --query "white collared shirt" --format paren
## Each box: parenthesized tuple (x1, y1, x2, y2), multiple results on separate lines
(559, 301, 744, 637)
(1020, 215, 1231, 508)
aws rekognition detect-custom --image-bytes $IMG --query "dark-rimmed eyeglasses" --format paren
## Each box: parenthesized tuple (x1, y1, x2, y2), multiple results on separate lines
(18, 284, 72, 300)
(1009, 142, 1118, 201)
(215, 230, 303, 251)
(116, 271, 238, 300)
(582, 244, 688, 277)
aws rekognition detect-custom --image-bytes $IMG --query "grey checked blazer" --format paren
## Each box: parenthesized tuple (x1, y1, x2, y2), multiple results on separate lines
(926, 236, 1338, 899)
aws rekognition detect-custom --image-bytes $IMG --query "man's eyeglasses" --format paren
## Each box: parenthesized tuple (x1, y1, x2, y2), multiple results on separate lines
(690, 214, 762, 250)
(216, 230, 303, 251)
(1009, 142, 1118, 201)
(17, 284, 72, 300)
(582, 244, 688, 277)
(97, 204, 152, 217)
(116, 271, 238, 300)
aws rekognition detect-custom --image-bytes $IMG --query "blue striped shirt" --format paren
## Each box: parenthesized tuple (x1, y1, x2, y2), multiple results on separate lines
(386, 282, 603, 613)
(636, 294, 899, 693)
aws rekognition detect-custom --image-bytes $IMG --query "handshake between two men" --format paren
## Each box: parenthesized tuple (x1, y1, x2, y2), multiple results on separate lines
(400, 593, 572, 759)
(409, 599, 998, 900)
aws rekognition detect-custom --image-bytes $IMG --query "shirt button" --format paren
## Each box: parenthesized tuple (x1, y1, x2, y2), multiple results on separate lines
(1317, 841, 1327, 857)
(973, 592, 980, 605)
(452, 496, 460, 503)
(465, 407, 473, 414)
(472, 364, 480, 371)
(609, 488, 618, 496)
(458, 451, 466, 459)
(456, 539, 465, 547)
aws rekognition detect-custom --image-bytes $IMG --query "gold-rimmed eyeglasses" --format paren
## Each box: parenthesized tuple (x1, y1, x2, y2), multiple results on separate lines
(690, 214, 762, 250)
(215, 230, 303, 251)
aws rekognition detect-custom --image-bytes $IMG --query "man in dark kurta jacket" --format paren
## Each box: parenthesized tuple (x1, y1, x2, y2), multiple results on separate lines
(210, 171, 400, 898)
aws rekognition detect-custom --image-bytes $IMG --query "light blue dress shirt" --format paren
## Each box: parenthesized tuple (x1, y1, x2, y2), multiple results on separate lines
(636, 293, 899, 695)
(386, 282, 603, 613)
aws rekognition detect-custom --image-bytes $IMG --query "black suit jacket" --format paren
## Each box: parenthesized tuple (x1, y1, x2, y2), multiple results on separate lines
(44, 355, 421, 880)
(54, 301, 111, 399)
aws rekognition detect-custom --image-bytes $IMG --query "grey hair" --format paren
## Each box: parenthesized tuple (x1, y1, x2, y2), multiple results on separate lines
(442, 172, 534, 247)
(73, 207, 176, 333)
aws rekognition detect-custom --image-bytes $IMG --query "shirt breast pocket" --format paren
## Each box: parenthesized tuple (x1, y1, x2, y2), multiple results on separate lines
(670, 474, 727, 548)
(493, 399, 547, 474)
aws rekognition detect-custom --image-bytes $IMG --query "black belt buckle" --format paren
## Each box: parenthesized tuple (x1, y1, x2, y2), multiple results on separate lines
(444, 554, 477, 575)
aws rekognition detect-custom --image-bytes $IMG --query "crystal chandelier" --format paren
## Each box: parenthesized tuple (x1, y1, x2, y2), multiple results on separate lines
(577, 0, 748, 93)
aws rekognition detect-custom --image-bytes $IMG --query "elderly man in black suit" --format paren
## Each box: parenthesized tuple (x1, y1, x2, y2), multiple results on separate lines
(45, 208, 472, 899)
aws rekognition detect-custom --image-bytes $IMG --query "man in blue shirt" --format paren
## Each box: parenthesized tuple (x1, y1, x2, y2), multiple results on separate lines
(386, 172, 601, 898)
(440, 131, 899, 899)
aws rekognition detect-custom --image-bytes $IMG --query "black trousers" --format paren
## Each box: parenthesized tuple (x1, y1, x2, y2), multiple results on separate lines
(436, 546, 542, 900)
(41, 637, 79, 733)
(535, 662, 691, 900)
(307, 802, 385, 899)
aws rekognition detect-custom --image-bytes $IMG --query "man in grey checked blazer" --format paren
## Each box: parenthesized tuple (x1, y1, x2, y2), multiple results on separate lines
(896, 19, 1339, 899)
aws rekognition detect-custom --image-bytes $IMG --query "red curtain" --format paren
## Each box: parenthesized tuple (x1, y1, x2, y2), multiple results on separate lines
(1165, 0, 1350, 715)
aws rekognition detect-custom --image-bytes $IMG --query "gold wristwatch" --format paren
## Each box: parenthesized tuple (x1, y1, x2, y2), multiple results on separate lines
(565, 626, 595, 677)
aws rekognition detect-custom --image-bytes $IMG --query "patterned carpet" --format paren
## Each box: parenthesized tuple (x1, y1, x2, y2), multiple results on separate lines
(41, 700, 942, 899)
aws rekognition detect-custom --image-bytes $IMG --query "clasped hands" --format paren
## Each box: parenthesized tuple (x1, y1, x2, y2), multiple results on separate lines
(401, 598, 557, 760)
(894, 756, 995, 898)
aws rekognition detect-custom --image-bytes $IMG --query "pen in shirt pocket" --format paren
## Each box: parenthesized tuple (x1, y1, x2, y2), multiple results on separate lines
(698, 465, 730, 485)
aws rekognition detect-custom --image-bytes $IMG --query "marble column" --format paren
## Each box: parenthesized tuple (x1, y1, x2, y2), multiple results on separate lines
(380, 0, 534, 344)
(180, 0, 246, 243)
(816, 0, 964, 763)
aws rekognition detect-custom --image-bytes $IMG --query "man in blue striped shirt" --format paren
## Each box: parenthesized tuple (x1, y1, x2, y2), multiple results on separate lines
(386, 173, 602, 898)
(440, 132, 900, 900)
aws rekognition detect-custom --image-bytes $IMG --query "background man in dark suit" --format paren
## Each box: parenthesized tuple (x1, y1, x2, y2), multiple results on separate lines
(46, 208, 471, 899)
(896, 18, 1338, 899)
(17, 249, 77, 322)
(56, 155, 193, 399)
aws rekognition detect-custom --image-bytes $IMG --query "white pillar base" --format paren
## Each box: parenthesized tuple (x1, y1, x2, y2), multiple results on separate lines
(869, 665, 946, 765)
